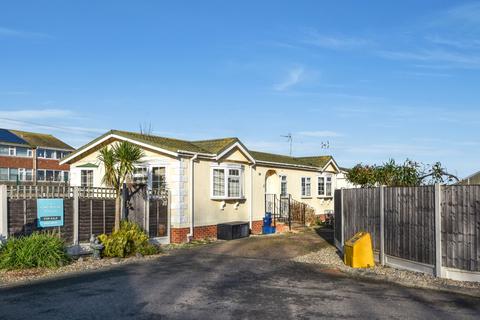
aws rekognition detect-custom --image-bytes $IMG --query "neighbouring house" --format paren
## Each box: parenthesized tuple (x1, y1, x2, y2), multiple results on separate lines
(335, 167, 358, 189)
(0, 128, 74, 185)
(60, 130, 341, 243)
(458, 171, 480, 185)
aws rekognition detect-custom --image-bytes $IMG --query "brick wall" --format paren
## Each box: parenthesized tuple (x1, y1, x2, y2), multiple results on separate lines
(193, 225, 217, 240)
(170, 227, 190, 244)
(0, 156, 33, 169)
(170, 225, 218, 243)
(251, 220, 263, 234)
(0, 156, 69, 171)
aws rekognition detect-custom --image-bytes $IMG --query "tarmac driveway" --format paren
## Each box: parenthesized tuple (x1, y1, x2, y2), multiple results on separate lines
(1, 230, 479, 319)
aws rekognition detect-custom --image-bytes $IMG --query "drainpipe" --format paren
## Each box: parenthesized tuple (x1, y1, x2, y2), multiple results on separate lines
(187, 153, 198, 241)
(249, 164, 254, 229)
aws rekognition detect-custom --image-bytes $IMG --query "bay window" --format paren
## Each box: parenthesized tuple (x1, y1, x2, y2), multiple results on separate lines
(301, 177, 311, 197)
(211, 165, 244, 199)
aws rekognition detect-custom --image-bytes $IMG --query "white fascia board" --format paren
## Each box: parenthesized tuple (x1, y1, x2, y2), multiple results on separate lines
(321, 159, 340, 172)
(255, 160, 318, 171)
(60, 133, 179, 165)
(215, 142, 256, 164)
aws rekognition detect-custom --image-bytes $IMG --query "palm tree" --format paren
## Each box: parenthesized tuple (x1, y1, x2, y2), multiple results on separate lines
(97, 141, 145, 231)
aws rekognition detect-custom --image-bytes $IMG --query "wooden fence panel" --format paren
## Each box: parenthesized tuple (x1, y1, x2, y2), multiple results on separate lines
(442, 185, 480, 272)
(342, 188, 381, 251)
(7, 199, 74, 244)
(384, 186, 435, 265)
(334, 189, 342, 244)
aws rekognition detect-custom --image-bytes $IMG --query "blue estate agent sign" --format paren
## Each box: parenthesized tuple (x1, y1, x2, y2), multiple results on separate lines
(37, 199, 64, 228)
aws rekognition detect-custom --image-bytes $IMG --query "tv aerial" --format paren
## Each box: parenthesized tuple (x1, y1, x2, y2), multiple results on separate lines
(281, 133, 293, 156)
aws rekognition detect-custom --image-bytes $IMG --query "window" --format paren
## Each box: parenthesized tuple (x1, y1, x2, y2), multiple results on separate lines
(0, 145, 8, 156)
(212, 169, 225, 197)
(280, 175, 288, 196)
(45, 149, 55, 159)
(228, 169, 240, 197)
(54, 171, 62, 182)
(152, 167, 166, 190)
(16, 147, 31, 157)
(63, 171, 69, 182)
(81, 170, 93, 187)
(37, 170, 45, 181)
(326, 176, 333, 196)
(9, 147, 15, 156)
(46, 170, 54, 181)
(318, 175, 333, 197)
(0, 168, 8, 180)
(301, 177, 311, 197)
(17, 169, 33, 181)
(133, 167, 148, 184)
(318, 177, 325, 196)
(211, 165, 243, 199)
(37, 148, 45, 158)
(9, 168, 18, 181)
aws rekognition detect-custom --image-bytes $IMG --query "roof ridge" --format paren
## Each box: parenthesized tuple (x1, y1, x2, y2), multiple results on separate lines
(10, 129, 55, 137)
(192, 137, 238, 143)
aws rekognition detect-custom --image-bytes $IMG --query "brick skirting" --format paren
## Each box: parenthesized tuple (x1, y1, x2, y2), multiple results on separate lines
(171, 220, 289, 243)
(251, 220, 263, 234)
(170, 225, 218, 243)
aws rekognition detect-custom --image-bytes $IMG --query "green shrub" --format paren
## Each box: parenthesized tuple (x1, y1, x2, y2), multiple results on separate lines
(98, 221, 158, 258)
(0, 232, 70, 270)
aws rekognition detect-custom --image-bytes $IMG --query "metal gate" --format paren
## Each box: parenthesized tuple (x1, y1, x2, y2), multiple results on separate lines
(264, 194, 307, 229)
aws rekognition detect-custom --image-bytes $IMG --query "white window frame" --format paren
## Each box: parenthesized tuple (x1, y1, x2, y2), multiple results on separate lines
(318, 174, 334, 197)
(210, 164, 244, 200)
(9, 146, 15, 156)
(301, 177, 311, 198)
(280, 175, 288, 197)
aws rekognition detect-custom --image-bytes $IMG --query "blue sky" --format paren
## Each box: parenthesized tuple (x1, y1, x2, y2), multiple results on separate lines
(0, 1, 479, 177)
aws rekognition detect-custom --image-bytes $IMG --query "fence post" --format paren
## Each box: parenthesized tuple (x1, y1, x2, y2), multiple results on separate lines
(73, 187, 79, 245)
(0, 185, 8, 241)
(434, 183, 442, 278)
(145, 191, 150, 235)
(340, 188, 344, 249)
(379, 185, 385, 266)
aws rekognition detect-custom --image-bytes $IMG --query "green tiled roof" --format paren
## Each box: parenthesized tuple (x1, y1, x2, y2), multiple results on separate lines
(192, 138, 239, 154)
(296, 156, 333, 168)
(65, 129, 337, 171)
(250, 151, 335, 169)
(111, 130, 207, 153)
(10, 129, 74, 150)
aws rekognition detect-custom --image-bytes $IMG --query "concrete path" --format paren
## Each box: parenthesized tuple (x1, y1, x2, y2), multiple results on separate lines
(1, 230, 479, 319)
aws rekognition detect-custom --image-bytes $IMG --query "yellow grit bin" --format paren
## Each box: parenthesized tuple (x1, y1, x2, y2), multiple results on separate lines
(343, 232, 375, 268)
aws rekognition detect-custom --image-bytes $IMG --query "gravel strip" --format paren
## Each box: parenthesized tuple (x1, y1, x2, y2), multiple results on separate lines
(293, 244, 480, 296)
(0, 253, 165, 287)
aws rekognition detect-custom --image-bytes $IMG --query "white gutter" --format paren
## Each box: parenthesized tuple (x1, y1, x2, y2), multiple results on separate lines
(187, 153, 199, 241)
(255, 160, 319, 171)
(177, 149, 216, 158)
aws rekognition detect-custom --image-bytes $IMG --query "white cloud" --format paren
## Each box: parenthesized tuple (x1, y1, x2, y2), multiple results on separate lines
(297, 130, 343, 137)
(273, 67, 305, 91)
(0, 27, 51, 39)
(302, 30, 370, 49)
(377, 49, 480, 69)
(0, 109, 75, 119)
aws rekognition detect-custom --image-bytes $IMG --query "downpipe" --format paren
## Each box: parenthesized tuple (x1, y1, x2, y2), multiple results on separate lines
(187, 153, 198, 242)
